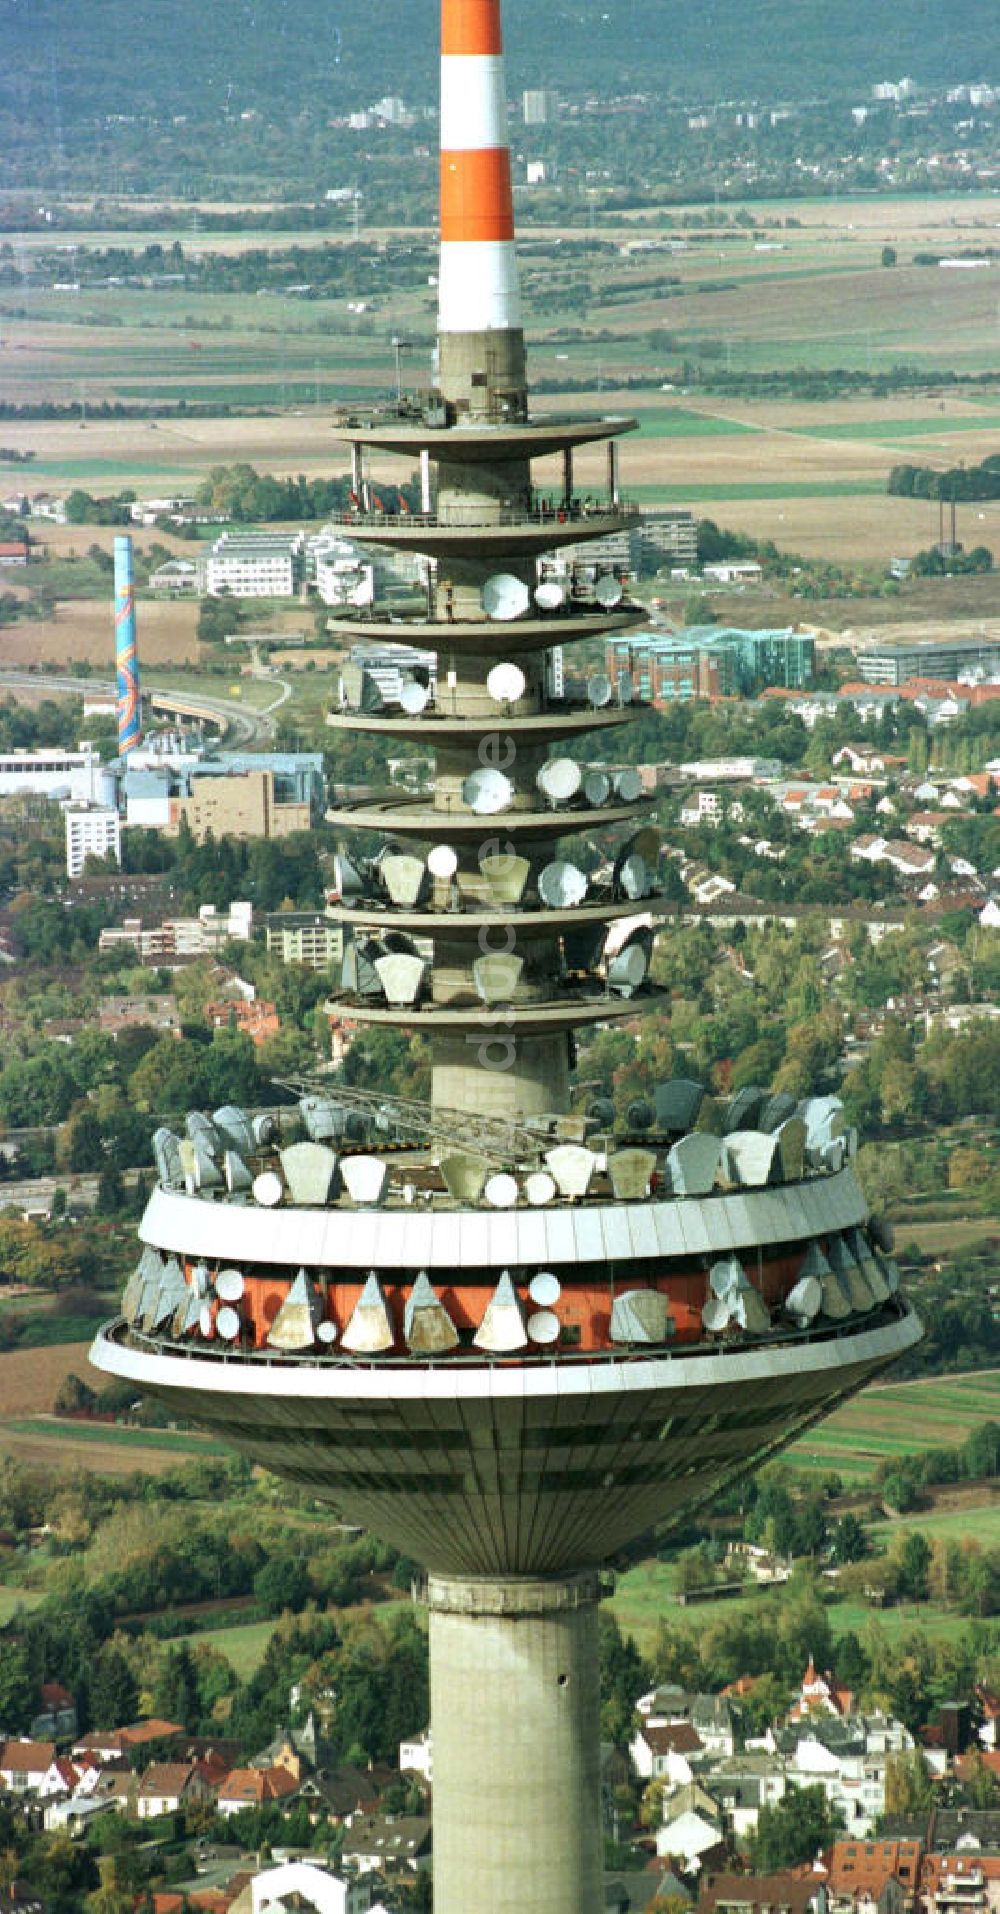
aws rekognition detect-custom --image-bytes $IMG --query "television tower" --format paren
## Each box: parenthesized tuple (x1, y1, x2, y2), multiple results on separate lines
(92, 2, 921, 1908)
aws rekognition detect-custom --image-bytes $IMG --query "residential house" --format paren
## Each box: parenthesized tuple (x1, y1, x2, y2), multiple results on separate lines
(399, 1730, 432, 1782)
(791, 1657, 855, 1720)
(655, 1781, 727, 1867)
(699, 1867, 829, 1914)
(217, 1767, 298, 1816)
(136, 1760, 213, 1819)
(29, 1685, 77, 1741)
(340, 1812, 432, 1875)
(630, 1719, 705, 1785)
(0, 1744, 58, 1797)
(826, 1837, 922, 1913)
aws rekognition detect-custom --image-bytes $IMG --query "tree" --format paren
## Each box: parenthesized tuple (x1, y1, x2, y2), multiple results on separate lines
(0, 1637, 39, 1731)
(90, 1645, 138, 1731)
(881, 246, 897, 267)
(749, 1783, 843, 1871)
(896, 1532, 932, 1602)
(53, 1372, 97, 1416)
(884, 1750, 933, 1816)
(155, 1644, 201, 1731)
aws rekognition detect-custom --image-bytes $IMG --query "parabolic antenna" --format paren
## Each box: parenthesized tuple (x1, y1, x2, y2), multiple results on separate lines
(527, 1310, 560, 1346)
(534, 579, 564, 610)
(582, 770, 610, 807)
(614, 768, 643, 803)
(786, 1274, 823, 1323)
(563, 924, 605, 971)
(702, 1296, 732, 1335)
(587, 1096, 615, 1129)
(428, 843, 459, 880)
(536, 756, 582, 804)
(529, 1271, 562, 1307)
(316, 1319, 338, 1346)
(253, 1113, 276, 1148)
(608, 942, 649, 991)
(484, 1172, 519, 1210)
(524, 1170, 557, 1207)
(538, 860, 588, 909)
(617, 673, 634, 705)
(193, 1261, 210, 1298)
(399, 678, 429, 715)
(486, 661, 527, 704)
(618, 853, 648, 900)
(594, 573, 623, 608)
(333, 852, 366, 902)
(482, 572, 530, 621)
(587, 674, 613, 708)
(463, 766, 514, 814)
(216, 1268, 245, 1304)
(216, 1305, 242, 1342)
(199, 1303, 215, 1339)
(626, 1097, 654, 1133)
(253, 1170, 284, 1208)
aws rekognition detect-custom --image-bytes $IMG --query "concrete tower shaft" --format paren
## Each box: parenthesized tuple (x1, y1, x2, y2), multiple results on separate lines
(113, 533, 141, 756)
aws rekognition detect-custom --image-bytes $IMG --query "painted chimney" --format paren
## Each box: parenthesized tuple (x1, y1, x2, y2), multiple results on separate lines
(113, 533, 142, 756)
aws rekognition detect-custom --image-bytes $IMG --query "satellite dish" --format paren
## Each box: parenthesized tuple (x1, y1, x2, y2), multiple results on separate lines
(524, 1170, 557, 1207)
(618, 673, 634, 705)
(216, 1268, 245, 1303)
(527, 1309, 560, 1346)
(192, 1261, 210, 1298)
(723, 1086, 766, 1134)
(564, 925, 605, 971)
(626, 1097, 654, 1133)
(482, 572, 530, 621)
(484, 1171, 519, 1209)
(253, 1113, 276, 1148)
(253, 1170, 284, 1208)
(654, 1079, 705, 1133)
(341, 1155, 390, 1206)
(529, 1271, 561, 1306)
(463, 766, 514, 814)
(534, 579, 564, 610)
(613, 846, 648, 900)
(281, 1141, 339, 1205)
(608, 941, 650, 993)
(538, 860, 588, 909)
(608, 1147, 657, 1199)
(404, 1272, 460, 1355)
(198, 1302, 215, 1339)
(399, 678, 430, 716)
(153, 1128, 184, 1189)
(666, 1132, 722, 1197)
(587, 674, 613, 708)
(300, 1097, 342, 1143)
(213, 1105, 254, 1156)
(702, 1297, 732, 1335)
(583, 770, 611, 807)
(595, 573, 624, 608)
(316, 1319, 338, 1345)
(216, 1305, 241, 1342)
(486, 661, 527, 704)
(613, 768, 643, 803)
(428, 842, 458, 880)
(186, 1111, 221, 1157)
(587, 1096, 615, 1129)
(537, 757, 582, 804)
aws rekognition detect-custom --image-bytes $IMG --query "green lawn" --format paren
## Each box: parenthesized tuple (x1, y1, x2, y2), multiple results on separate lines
(791, 414, 1000, 441)
(2, 1417, 229, 1453)
(629, 480, 886, 502)
(0, 1586, 44, 1624)
(608, 1559, 979, 1653)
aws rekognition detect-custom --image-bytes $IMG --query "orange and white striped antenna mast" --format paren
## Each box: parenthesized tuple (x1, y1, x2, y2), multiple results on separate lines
(437, 0, 526, 415)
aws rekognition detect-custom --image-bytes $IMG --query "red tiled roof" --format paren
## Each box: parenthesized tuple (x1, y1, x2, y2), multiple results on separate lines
(0, 1741, 55, 1774)
(642, 1721, 704, 1756)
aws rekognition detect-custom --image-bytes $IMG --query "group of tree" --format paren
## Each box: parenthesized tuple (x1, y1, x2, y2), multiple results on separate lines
(888, 454, 1000, 502)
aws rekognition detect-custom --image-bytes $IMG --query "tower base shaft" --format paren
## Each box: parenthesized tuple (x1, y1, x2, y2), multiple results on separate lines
(427, 1571, 603, 1914)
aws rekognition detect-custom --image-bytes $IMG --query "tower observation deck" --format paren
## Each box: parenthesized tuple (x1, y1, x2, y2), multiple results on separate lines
(91, 3, 922, 1909)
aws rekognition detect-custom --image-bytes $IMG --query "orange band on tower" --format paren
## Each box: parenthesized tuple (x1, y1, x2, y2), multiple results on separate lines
(440, 148, 514, 242)
(441, 0, 503, 57)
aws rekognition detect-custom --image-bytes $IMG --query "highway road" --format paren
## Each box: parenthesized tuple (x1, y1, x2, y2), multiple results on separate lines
(0, 669, 291, 746)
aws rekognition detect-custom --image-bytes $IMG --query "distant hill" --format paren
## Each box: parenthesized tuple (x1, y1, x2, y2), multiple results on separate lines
(1, 0, 993, 141)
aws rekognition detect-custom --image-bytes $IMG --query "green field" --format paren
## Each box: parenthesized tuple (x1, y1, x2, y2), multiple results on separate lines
(0, 1587, 44, 1625)
(2, 1418, 230, 1454)
(787, 1370, 1000, 1482)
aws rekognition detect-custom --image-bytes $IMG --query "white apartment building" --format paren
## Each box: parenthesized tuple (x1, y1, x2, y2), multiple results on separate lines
(0, 744, 113, 804)
(65, 802, 121, 879)
(206, 532, 305, 598)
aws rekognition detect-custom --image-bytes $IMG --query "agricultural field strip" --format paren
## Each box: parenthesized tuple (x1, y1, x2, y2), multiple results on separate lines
(1, 1416, 228, 1452)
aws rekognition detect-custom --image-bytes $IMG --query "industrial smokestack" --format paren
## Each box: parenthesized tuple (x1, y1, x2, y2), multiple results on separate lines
(113, 533, 142, 757)
(437, 0, 525, 412)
